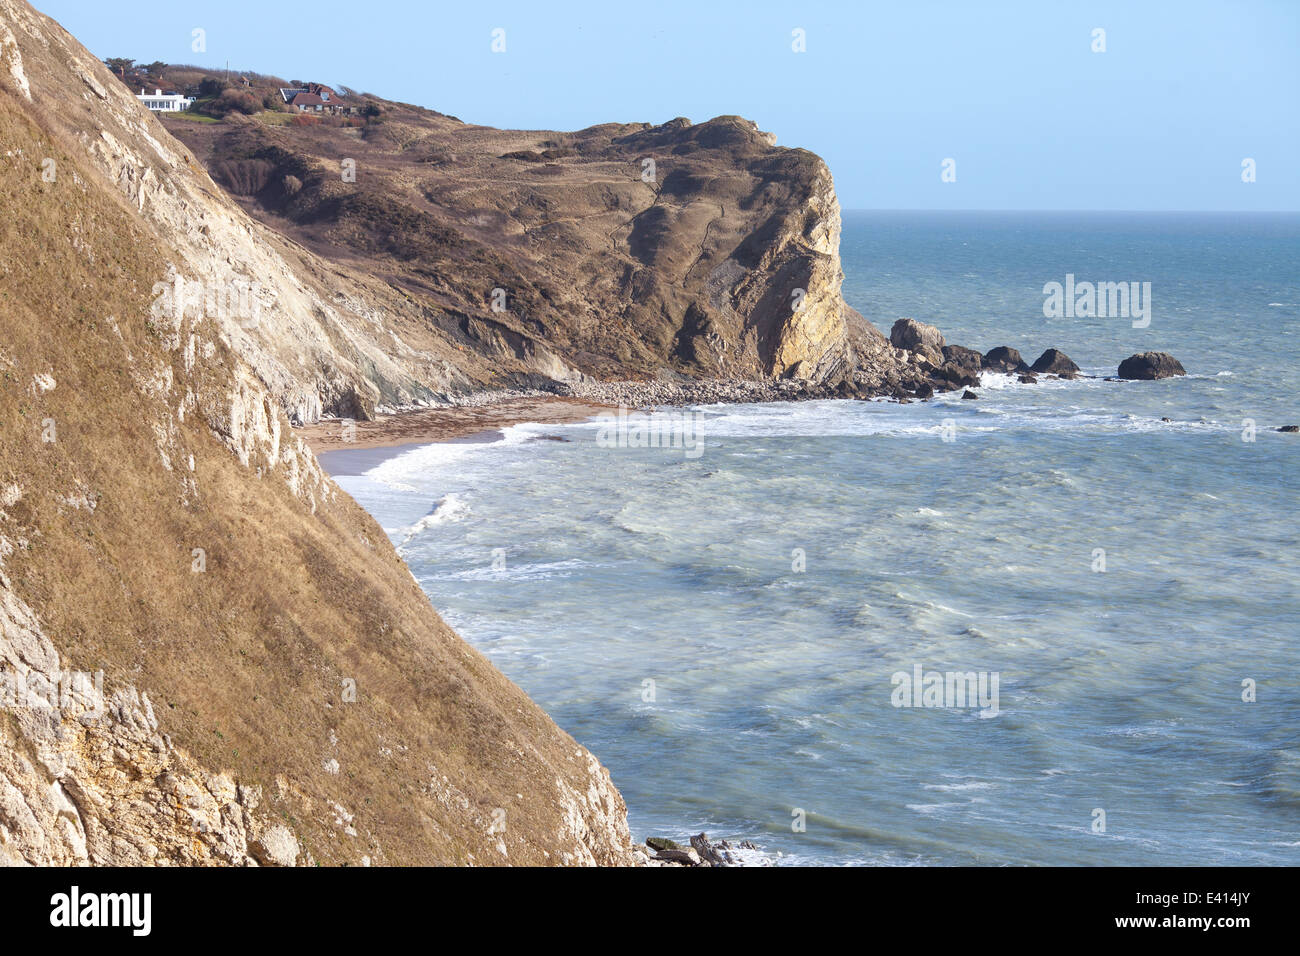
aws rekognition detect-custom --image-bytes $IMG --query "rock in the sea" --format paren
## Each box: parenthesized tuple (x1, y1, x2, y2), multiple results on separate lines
(690, 833, 727, 866)
(961, 389, 979, 400)
(890, 318, 946, 364)
(931, 364, 980, 391)
(941, 344, 983, 372)
(1030, 349, 1080, 377)
(982, 346, 1030, 373)
(1278, 425, 1299, 433)
(1117, 351, 1186, 380)
(1018, 374, 1038, 384)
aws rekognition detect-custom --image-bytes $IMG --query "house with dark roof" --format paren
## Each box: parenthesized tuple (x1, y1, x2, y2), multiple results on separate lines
(278, 83, 355, 115)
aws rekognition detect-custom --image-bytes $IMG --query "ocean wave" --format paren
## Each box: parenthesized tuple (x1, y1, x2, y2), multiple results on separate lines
(398, 493, 471, 546)
(429, 557, 598, 582)
(923, 781, 997, 792)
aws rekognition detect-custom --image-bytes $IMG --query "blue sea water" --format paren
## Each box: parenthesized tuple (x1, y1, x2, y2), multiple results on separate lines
(334, 212, 1300, 865)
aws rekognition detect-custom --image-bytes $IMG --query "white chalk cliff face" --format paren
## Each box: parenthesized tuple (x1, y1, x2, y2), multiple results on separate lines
(0, 0, 491, 425)
(0, 0, 636, 866)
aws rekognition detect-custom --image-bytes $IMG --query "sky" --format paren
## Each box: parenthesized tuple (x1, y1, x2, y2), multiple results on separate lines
(31, 0, 1300, 211)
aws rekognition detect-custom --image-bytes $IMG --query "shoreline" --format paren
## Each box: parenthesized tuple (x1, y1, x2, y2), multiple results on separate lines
(296, 372, 910, 466)
(297, 396, 615, 474)
(295, 368, 1100, 476)
(303, 393, 779, 864)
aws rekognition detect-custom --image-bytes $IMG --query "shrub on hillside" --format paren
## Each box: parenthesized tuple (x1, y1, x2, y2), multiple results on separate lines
(212, 158, 277, 195)
(215, 89, 260, 115)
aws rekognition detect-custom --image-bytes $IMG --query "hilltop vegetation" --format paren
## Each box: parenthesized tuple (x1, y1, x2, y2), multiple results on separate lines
(103, 58, 381, 124)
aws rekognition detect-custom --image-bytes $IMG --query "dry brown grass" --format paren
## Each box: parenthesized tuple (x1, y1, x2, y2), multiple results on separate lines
(160, 85, 836, 383)
(1, 83, 630, 865)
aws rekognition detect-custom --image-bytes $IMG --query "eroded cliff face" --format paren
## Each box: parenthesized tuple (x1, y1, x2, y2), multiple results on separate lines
(0, 0, 503, 425)
(164, 92, 911, 400)
(0, 0, 635, 866)
(9, 0, 915, 424)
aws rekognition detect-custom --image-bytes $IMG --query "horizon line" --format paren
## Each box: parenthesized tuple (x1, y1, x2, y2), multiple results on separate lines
(842, 208, 1300, 215)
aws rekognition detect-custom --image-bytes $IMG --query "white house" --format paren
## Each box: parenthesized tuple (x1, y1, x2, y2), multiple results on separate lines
(137, 88, 195, 112)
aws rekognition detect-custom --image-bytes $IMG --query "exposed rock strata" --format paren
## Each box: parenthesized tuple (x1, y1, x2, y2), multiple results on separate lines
(164, 87, 927, 409)
(0, 0, 636, 867)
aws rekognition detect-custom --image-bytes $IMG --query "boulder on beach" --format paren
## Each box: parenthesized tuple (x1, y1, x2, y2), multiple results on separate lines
(655, 847, 700, 865)
(1030, 348, 1080, 377)
(941, 344, 983, 372)
(982, 346, 1030, 373)
(1117, 351, 1186, 380)
(690, 833, 727, 865)
(646, 837, 685, 853)
(890, 318, 945, 364)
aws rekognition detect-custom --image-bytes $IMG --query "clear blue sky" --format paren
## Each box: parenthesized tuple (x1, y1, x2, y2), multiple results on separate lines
(33, 0, 1299, 210)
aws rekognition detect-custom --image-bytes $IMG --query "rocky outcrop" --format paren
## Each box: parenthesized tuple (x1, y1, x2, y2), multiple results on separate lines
(639, 832, 767, 867)
(1030, 349, 1080, 377)
(942, 344, 983, 372)
(1118, 352, 1186, 380)
(890, 318, 946, 365)
(0, 0, 494, 424)
(983, 346, 1030, 373)
(161, 94, 914, 400)
(0, 0, 637, 867)
(930, 365, 979, 392)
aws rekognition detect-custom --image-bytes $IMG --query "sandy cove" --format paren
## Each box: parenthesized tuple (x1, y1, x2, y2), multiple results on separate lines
(295, 395, 614, 461)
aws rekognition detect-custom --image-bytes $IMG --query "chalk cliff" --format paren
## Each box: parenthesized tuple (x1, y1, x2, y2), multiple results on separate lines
(0, 0, 634, 866)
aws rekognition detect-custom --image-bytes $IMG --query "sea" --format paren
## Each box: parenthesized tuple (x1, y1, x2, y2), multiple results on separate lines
(330, 211, 1300, 865)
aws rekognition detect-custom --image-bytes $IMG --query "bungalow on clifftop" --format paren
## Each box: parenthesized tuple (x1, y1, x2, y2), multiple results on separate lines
(279, 83, 356, 114)
(137, 87, 195, 111)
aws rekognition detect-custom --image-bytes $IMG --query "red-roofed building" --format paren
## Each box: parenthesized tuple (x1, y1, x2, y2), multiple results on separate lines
(279, 83, 355, 115)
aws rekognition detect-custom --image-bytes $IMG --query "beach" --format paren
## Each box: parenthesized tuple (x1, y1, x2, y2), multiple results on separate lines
(298, 395, 612, 474)
(323, 211, 1300, 865)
